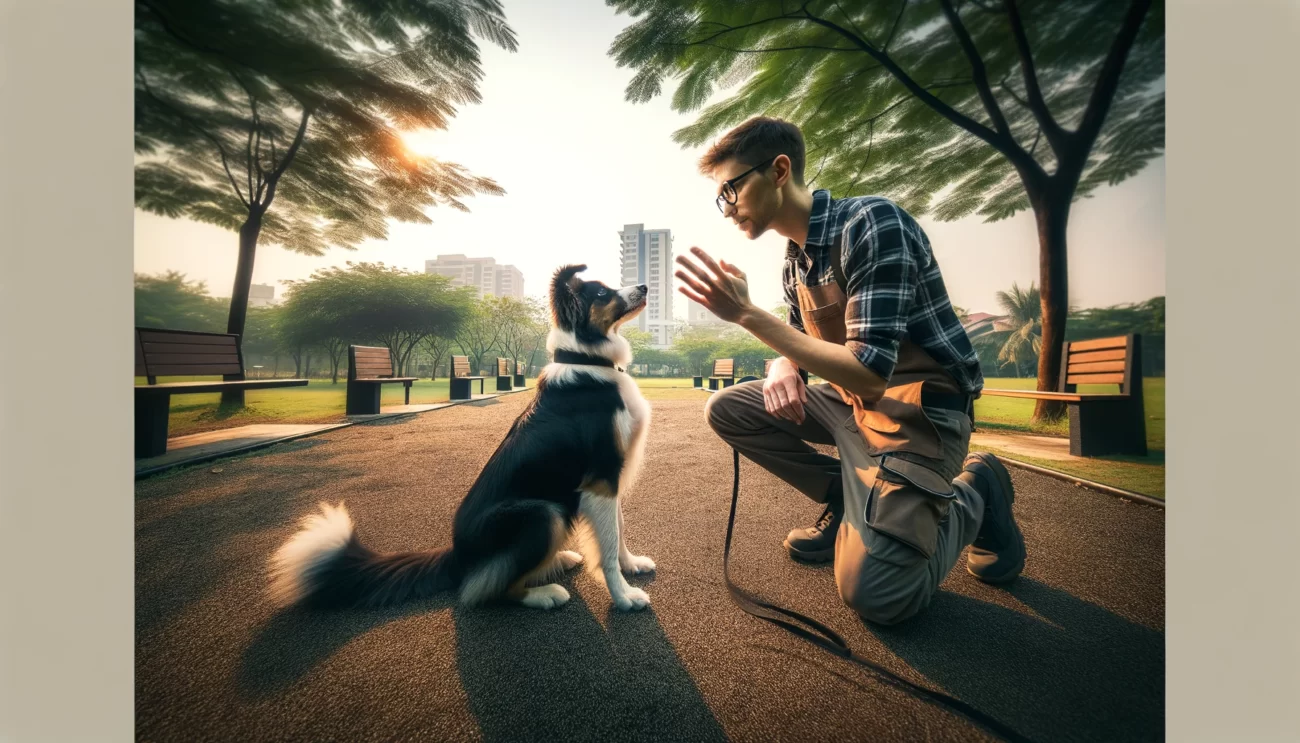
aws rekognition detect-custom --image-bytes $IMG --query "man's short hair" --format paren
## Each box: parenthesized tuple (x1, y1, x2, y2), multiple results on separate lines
(698, 117, 806, 186)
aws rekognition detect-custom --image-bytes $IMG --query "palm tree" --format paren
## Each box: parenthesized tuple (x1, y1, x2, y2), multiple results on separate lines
(973, 283, 1042, 378)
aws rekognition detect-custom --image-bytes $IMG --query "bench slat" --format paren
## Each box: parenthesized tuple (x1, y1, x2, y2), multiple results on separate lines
(1067, 361, 1127, 374)
(146, 363, 244, 376)
(712, 359, 734, 376)
(145, 352, 242, 366)
(135, 379, 308, 394)
(1068, 349, 1127, 364)
(1066, 373, 1125, 386)
(1068, 336, 1127, 352)
(142, 342, 241, 356)
(139, 331, 236, 346)
(353, 376, 419, 383)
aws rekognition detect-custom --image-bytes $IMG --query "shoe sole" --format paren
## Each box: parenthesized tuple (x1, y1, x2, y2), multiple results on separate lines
(964, 453, 1026, 583)
(782, 539, 834, 563)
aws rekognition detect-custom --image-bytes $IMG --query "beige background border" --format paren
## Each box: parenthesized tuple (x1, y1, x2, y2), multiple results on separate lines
(1, 1, 1297, 740)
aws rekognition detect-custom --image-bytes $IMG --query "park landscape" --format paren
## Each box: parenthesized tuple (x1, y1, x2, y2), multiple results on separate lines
(134, 2, 1166, 742)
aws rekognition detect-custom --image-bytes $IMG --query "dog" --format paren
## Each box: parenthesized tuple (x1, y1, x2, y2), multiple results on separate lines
(266, 264, 657, 612)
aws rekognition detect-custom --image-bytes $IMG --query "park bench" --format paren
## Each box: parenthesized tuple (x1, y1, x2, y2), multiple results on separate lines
(134, 327, 307, 458)
(449, 355, 485, 401)
(346, 345, 419, 415)
(708, 358, 736, 391)
(495, 358, 513, 392)
(513, 361, 526, 388)
(981, 334, 1147, 456)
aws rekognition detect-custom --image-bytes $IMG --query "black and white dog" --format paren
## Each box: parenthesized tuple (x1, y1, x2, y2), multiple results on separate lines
(266, 264, 656, 612)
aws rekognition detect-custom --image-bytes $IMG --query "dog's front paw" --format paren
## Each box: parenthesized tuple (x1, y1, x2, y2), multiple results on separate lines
(619, 553, 656, 575)
(556, 550, 584, 570)
(611, 586, 651, 611)
(520, 584, 571, 610)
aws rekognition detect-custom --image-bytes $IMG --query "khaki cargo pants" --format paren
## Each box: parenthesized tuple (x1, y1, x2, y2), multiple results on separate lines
(705, 380, 986, 625)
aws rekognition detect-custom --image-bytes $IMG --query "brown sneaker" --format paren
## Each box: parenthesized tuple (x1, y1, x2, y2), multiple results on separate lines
(783, 493, 843, 562)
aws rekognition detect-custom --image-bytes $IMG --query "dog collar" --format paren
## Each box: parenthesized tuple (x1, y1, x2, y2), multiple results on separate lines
(553, 349, 623, 372)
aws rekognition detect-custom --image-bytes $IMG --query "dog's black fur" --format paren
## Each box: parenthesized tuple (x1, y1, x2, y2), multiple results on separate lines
(267, 264, 652, 611)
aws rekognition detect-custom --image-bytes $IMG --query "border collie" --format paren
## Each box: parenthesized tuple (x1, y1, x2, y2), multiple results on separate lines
(266, 264, 656, 612)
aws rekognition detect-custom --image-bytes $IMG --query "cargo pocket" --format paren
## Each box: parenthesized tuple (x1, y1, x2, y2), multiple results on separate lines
(864, 455, 956, 559)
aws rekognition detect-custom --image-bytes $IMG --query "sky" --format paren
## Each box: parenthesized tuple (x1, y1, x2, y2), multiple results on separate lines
(133, 0, 1165, 319)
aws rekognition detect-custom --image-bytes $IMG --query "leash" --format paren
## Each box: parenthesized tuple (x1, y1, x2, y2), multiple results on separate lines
(723, 449, 1037, 743)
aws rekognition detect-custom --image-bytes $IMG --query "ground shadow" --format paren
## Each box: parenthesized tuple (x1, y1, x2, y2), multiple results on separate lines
(453, 583, 728, 743)
(236, 596, 454, 700)
(866, 578, 1164, 743)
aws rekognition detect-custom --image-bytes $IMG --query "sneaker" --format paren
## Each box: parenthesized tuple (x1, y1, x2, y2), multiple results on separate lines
(961, 452, 1026, 583)
(783, 488, 843, 562)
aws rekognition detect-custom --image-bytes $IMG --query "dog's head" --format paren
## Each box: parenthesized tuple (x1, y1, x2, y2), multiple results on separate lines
(549, 264, 647, 345)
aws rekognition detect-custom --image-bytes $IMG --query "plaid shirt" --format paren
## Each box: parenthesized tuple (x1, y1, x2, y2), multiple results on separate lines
(782, 190, 984, 395)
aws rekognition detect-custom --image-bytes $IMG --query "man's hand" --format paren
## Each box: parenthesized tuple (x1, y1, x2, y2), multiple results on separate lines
(675, 247, 755, 324)
(763, 357, 806, 425)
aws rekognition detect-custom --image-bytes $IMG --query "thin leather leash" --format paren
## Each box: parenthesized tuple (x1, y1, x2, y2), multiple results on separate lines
(722, 449, 1037, 743)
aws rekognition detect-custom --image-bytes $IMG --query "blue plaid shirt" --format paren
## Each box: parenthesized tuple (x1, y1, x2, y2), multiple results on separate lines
(782, 190, 984, 395)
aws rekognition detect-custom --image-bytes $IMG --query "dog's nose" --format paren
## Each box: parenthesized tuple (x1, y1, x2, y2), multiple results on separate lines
(638, 284, 647, 292)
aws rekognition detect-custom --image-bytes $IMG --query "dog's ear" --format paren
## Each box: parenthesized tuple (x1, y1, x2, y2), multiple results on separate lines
(550, 264, 587, 329)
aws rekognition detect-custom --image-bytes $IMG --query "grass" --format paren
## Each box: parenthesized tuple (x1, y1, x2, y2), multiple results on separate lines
(139, 373, 1165, 499)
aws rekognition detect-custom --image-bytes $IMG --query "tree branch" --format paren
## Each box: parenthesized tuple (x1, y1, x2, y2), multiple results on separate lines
(659, 41, 857, 53)
(882, 0, 910, 53)
(268, 105, 314, 184)
(681, 11, 807, 48)
(798, 7, 1043, 179)
(936, 0, 1013, 138)
(1072, 0, 1152, 163)
(136, 70, 249, 209)
(1004, 0, 1070, 154)
(846, 121, 877, 194)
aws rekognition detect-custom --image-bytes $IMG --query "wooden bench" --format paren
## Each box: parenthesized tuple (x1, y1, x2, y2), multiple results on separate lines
(708, 358, 736, 391)
(346, 345, 419, 415)
(495, 357, 514, 392)
(981, 334, 1147, 456)
(134, 327, 307, 458)
(513, 361, 526, 388)
(449, 355, 485, 401)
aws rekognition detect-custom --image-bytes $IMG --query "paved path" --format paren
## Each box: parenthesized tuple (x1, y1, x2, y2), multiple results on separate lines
(136, 392, 1164, 743)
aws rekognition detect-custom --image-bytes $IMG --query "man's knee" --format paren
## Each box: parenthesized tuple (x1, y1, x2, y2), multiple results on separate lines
(704, 380, 759, 434)
(837, 552, 932, 626)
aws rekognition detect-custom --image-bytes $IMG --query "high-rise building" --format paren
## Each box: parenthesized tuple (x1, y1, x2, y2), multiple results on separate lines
(425, 254, 525, 300)
(249, 283, 276, 307)
(619, 224, 675, 348)
(685, 296, 722, 326)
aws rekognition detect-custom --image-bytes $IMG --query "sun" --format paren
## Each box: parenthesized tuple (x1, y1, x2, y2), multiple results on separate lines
(399, 128, 448, 161)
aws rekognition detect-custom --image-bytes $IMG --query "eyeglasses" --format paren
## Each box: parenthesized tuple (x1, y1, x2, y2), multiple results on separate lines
(715, 156, 777, 213)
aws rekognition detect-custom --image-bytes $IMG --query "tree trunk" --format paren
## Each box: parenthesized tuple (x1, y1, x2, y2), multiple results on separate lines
(222, 211, 263, 405)
(1031, 191, 1071, 422)
(304, 353, 312, 380)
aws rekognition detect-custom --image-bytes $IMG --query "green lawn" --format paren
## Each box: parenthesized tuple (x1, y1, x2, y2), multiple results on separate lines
(139, 373, 1164, 499)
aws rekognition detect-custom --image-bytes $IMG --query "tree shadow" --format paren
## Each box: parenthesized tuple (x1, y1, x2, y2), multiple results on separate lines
(866, 578, 1164, 743)
(452, 584, 728, 743)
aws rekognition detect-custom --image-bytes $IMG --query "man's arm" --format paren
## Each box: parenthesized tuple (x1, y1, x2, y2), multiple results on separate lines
(739, 308, 888, 402)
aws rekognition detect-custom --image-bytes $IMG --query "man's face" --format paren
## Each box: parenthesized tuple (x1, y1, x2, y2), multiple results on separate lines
(713, 157, 779, 241)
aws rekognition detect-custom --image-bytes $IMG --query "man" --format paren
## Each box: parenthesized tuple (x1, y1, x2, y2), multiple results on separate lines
(676, 117, 1026, 626)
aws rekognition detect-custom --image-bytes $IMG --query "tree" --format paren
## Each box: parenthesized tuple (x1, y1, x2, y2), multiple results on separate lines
(456, 297, 507, 374)
(674, 326, 727, 376)
(134, 0, 516, 349)
(419, 333, 458, 380)
(610, 0, 1163, 421)
(976, 281, 1042, 377)
(494, 296, 542, 372)
(134, 271, 226, 331)
(278, 276, 355, 383)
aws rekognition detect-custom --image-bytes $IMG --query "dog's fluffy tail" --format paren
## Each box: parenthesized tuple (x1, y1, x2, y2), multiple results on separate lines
(267, 502, 460, 609)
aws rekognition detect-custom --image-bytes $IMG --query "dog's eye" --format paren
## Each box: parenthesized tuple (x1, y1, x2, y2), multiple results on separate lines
(598, 289, 608, 298)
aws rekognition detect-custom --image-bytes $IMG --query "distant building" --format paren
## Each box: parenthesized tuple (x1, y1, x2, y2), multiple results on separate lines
(686, 296, 722, 326)
(619, 224, 675, 348)
(248, 283, 276, 307)
(425, 254, 525, 300)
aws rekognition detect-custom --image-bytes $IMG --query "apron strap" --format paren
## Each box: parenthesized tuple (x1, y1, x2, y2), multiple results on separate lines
(829, 238, 847, 294)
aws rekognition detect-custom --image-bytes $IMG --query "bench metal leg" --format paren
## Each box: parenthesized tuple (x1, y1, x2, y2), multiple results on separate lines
(1069, 400, 1148, 457)
(346, 381, 381, 415)
(404, 382, 411, 405)
(513, 373, 525, 388)
(135, 394, 171, 458)
(693, 376, 703, 388)
(450, 378, 471, 401)
(496, 375, 512, 392)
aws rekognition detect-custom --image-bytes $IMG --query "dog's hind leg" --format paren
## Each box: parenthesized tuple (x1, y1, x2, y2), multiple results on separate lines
(459, 500, 572, 610)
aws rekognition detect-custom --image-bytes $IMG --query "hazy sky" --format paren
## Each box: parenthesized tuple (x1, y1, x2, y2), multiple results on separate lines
(133, 0, 1165, 318)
